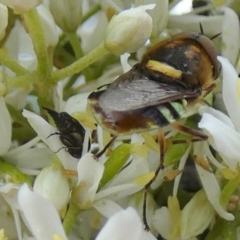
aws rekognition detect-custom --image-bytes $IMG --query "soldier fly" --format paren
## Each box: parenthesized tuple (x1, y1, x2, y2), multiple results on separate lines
(88, 31, 221, 230)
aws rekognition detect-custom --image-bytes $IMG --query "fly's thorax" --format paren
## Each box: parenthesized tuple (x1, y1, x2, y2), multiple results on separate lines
(141, 32, 221, 90)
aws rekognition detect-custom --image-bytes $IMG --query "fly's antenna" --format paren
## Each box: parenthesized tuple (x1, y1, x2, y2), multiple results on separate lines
(210, 32, 221, 40)
(199, 22, 221, 40)
(199, 22, 204, 35)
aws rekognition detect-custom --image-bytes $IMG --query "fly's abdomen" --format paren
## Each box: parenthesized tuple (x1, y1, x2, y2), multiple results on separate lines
(142, 100, 186, 128)
(159, 100, 186, 123)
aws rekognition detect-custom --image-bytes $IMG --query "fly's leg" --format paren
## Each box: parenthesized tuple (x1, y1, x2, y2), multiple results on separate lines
(95, 136, 117, 158)
(142, 123, 208, 231)
(171, 122, 208, 144)
(143, 128, 165, 231)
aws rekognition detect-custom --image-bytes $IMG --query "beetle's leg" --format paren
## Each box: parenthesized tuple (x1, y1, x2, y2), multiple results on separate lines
(95, 135, 117, 158)
(143, 128, 165, 231)
(46, 132, 60, 139)
(55, 146, 67, 153)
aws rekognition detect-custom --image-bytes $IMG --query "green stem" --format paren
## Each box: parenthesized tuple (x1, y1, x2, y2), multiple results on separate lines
(67, 32, 83, 59)
(51, 42, 109, 83)
(63, 202, 81, 234)
(67, 32, 91, 81)
(0, 48, 29, 75)
(7, 72, 36, 90)
(23, 9, 51, 78)
(81, 4, 101, 24)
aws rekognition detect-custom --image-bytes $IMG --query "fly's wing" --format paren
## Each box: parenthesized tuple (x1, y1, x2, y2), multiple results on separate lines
(98, 70, 201, 112)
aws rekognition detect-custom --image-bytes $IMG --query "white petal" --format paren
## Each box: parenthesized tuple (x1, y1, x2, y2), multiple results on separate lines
(0, 184, 22, 240)
(5, 88, 27, 110)
(218, 56, 240, 132)
(137, 0, 168, 37)
(199, 112, 240, 170)
(63, 92, 89, 113)
(22, 109, 78, 170)
(49, 0, 83, 32)
(76, 153, 104, 204)
(173, 146, 191, 196)
(140, 230, 157, 240)
(36, 5, 59, 47)
(95, 183, 142, 202)
(0, 97, 11, 155)
(195, 163, 234, 221)
(168, 14, 223, 36)
(181, 190, 215, 239)
(221, 7, 240, 65)
(33, 165, 70, 211)
(106, 157, 149, 187)
(199, 106, 234, 129)
(18, 184, 67, 240)
(93, 199, 123, 219)
(79, 11, 108, 53)
(0, 3, 8, 40)
(95, 207, 142, 240)
(5, 146, 53, 169)
(0, 0, 41, 13)
(153, 207, 172, 239)
(120, 53, 131, 73)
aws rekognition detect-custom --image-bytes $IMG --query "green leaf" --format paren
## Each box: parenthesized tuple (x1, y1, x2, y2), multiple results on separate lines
(164, 132, 189, 166)
(98, 144, 131, 190)
(220, 170, 240, 206)
(0, 160, 31, 185)
(206, 218, 237, 240)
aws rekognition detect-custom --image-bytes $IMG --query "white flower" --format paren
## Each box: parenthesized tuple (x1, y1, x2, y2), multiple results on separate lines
(71, 134, 151, 233)
(153, 191, 214, 240)
(0, 0, 42, 14)
(72, 153, 104, 210)
(104, 4, 155, 55)
(180, 190, 215, 239)
(136, 0, 168, 38)
(95, 207, 156, 240)
(36, 5, 59, 47)
(33, 163, 70, 211)
(193, 151, 234, 221)
(49, 0, 83, 33)
(0, 183, 20, 240)
(221, 7, 240, 65)
(0, 97, 52, 173)
(199, 56, 240, 170)
(18, 184, 68, 240)
(0, 97, 12, 156)
(197, 56, 240, 221)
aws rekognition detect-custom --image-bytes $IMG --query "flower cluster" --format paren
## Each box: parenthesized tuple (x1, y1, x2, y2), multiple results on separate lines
(0, 0, 240, 240)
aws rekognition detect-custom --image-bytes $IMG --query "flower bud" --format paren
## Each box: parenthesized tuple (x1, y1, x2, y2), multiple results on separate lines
(0, 3, 8, 41)
(49, 0, 83, 33)
(104, 4, 155, 55)
(36, 5, 59, 47)
(181, 190, 215, 239)
(33, 164, 70, 211)
(0, 0, 41, 14)
(136, 0, 168, 38)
